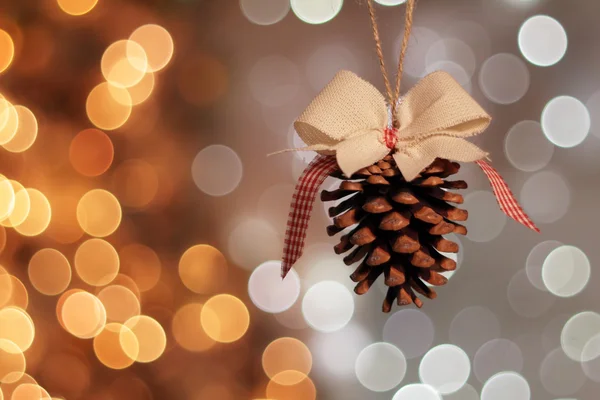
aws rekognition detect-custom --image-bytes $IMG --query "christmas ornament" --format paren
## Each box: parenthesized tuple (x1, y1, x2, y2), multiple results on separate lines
(277, 0, 539, 312)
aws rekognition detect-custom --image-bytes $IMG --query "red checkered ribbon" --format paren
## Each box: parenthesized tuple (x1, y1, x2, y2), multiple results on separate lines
(281, 157, 539, 278)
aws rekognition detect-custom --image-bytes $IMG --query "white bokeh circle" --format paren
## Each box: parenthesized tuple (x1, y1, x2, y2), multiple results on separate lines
(588, 90, 600, 138)
(474, 338, 523, 383)
(582, 334, 600, 382)
(561, 311, 600, 362)
(450, 306, 501, 355)
(518, 15, 568, 67)
(290, 0, 343, 24)
(479, 53, 529, 104)
(248, 261, 301, 313)
(443, 384, 480, 400)
(507, 270, 555, 318)
(355, 342, 407, 392)
(192, 145, 243, 196)
(419, 344, 470, 395)
(541, 96, 590, 148)
(481, 372, 530, 400)
(375, 0, 407, 5)
(540, 347, 586, 396)
(526, 240, 563, 291)
(240, 0, 290, 25)
(426, 38, 476, 79)
(542, 245, 590, 297)
(392, 384, 441, 400)
(504, 120, 554, 172)
(302, 280, 354, 332)
(520, 171, 570, 224)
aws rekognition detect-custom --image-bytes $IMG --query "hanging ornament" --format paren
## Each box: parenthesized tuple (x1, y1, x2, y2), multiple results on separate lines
(276, 0, 539, 312)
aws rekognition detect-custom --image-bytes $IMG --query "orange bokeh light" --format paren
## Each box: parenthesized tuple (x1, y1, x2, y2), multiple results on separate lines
(111, 160, 159, 209)
(262, 337, 313, 385)
(266, 372, 316, 400)
(76, 189, 122, 237)
(74, 238, 120, 286)
(86, 82, 132, 131)
(93, 323, 139, 370)
(2, 106, 38, 153)
(200, 294, 249, 343)
(178, 245, 228, 294)
(129, 25, 174, 73)
(60, 291, 106, 339)
(171, 303, 215, 352)
(118, 244, 161, 292)
(97, 285, 140, 323)
(0, 30, 14, 74)
(28, 248, 71, 296)
(69, 129, 114, 177)
(13, 188, 51, 237)
(56, 0, 99, 16)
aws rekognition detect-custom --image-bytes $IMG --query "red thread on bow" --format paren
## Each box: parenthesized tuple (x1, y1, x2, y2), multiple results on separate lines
(384, 127, 397, 149)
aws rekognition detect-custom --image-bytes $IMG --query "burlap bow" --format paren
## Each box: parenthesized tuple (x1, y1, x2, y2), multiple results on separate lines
(292, 70, 491, 181)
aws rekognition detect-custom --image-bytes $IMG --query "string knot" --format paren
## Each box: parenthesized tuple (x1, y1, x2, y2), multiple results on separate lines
(384, 127, 398, 149)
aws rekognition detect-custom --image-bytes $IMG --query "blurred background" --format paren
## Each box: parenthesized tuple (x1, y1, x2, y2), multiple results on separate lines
(0, 0, 598, 399)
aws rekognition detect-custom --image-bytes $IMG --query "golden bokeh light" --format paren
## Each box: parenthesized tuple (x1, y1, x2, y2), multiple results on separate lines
(0, 176, 15, 221)
(76, 189, 122, 237)
(0, 267, 12, 308)
(262, 337, 313, 385)
(122, 315, 166, 363)
(55, 289, 82, 330)
(56, 0, 99, 16)
(74, 238, 119, 286)
(129, 25, 174, 73)
(171, 303, 215, 352)
(93, 323, 139, 370)
(178, 244, 228, 294)
(2, 106, 37, 153)
(28, 248, 71, 296)
(5, 276, 28, 309)
(0, 99, 19, 145)
(0, 373, 37, 399)
(0, 338, 26, 383)
(266, 372, 316, 400)
(200, 294, 249, 343)
(101, 40, 148, 88)
(45, 194, 83, 244)
(0, 226, 6, 254)
(126, 72, 155, 105)
(103, 274, 141, 300)
(111, 160, 159, 209)
(86, 82, 132, 131)
(119, 244, 161, 292)
(97, 285, 140, 323)
(179, 54, 228, 107)
(1, 180, 30, 228)
(60, 291, 106, 339)
(10, 383, 51, 400)
(0, 30, 14, 73)
(69, 129, 114, 177)
(14, 189, 51, 236)
(0, 307, 34, 351)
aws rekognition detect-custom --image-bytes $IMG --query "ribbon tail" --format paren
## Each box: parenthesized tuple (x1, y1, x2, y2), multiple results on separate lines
(476, 160, 540, 233)
(281, 155, 339, 279)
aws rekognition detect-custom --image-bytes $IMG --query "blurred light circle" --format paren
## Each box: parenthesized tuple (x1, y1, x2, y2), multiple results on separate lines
(401, 27, 440, 78)
(0, 180, 28, 228)
(0, 99, 18, 145)
(508, 270, 555, 318)
(355, 342, 406, 392)
(376, 0, 407, 4)
(0, 266, 12, 308)
(392, 384, 441, 400)
(69, 129, 114, 177)
(426, 61, 471, 91)
(450, 306, 500, 355)
(257, 183, 295, 228)
(0, 30, 14, 73)
(74, 239, 120, 286)
(5, 277, 27, 310)
(93, 323, 138, 370)
(581, 334, 600, 382)
(249, 55, 300, 107)
(266, 372, 316, 400)
(2, 106, 37, 153)
(540, 348, 586, 396)
(419, 344, 470, 395)
(97, 285, 141, 323)
(10, 383, 51, 400)
(101, 40, 148, 88)
(504, 120, 554, 172)
(588, 90, 600, 138)
(520, 171, 570, 224)
(178, 54, 228, 107)
(444, 20, 491, 64)
(274, 299, 308, 330)
(561, 311, 600, 362)
(61, 291, 107, 339)
(518, 15, 567, 67)
(56, 0, 98, 15)
(0, 339, 25, 383)
(426, 38, 476, 79)
(178, 244, 227, 294)
(129, 25, 174, 73)
(122, 315, 166, 363)
(0, 176, 14, 221)
(307, 45, 358, 91)
(249, 261, 301, 314)
(474, 339, 523, 383)
(542, 245, 590, 297)
(201, 294, 250, 343)
(541, 96, 590, 148)
(383, 309, 434, 359)
(481, 372, 529, 400)
(227, 218, 281, 270)
(479, 53, 529, 104)
(302, 281, 354, 333)
(125, 72, 155, 106)
(171, 303, 215, 352)
(290, 0, 343, 24)
(0, 307, 34, 352)
(542, 313, 571, 353)
(28, 248, 71, 296)
(463, 190, 506, 242)
(192, 145, 242, 196)
(76, 189, 122, 237)
(442, 383, 479, 400)
(118, 244, 161, 292)
(14, 189, 51, 236)
(240, 0, 290, 25)
(262, 337, 312, 384)
(111, 159, 159, 208)
(310, 322, 372, 377)
(86, 82, 132, 131)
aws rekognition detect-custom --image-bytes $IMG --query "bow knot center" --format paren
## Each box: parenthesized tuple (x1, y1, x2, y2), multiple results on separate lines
(383, 127, 398, 149)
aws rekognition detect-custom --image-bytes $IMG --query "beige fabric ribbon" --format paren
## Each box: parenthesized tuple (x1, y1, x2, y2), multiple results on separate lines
(292, 70, 492, 181)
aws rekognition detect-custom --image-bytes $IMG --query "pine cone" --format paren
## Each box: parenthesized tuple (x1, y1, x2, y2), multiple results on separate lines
(321, 156, 468, 312)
